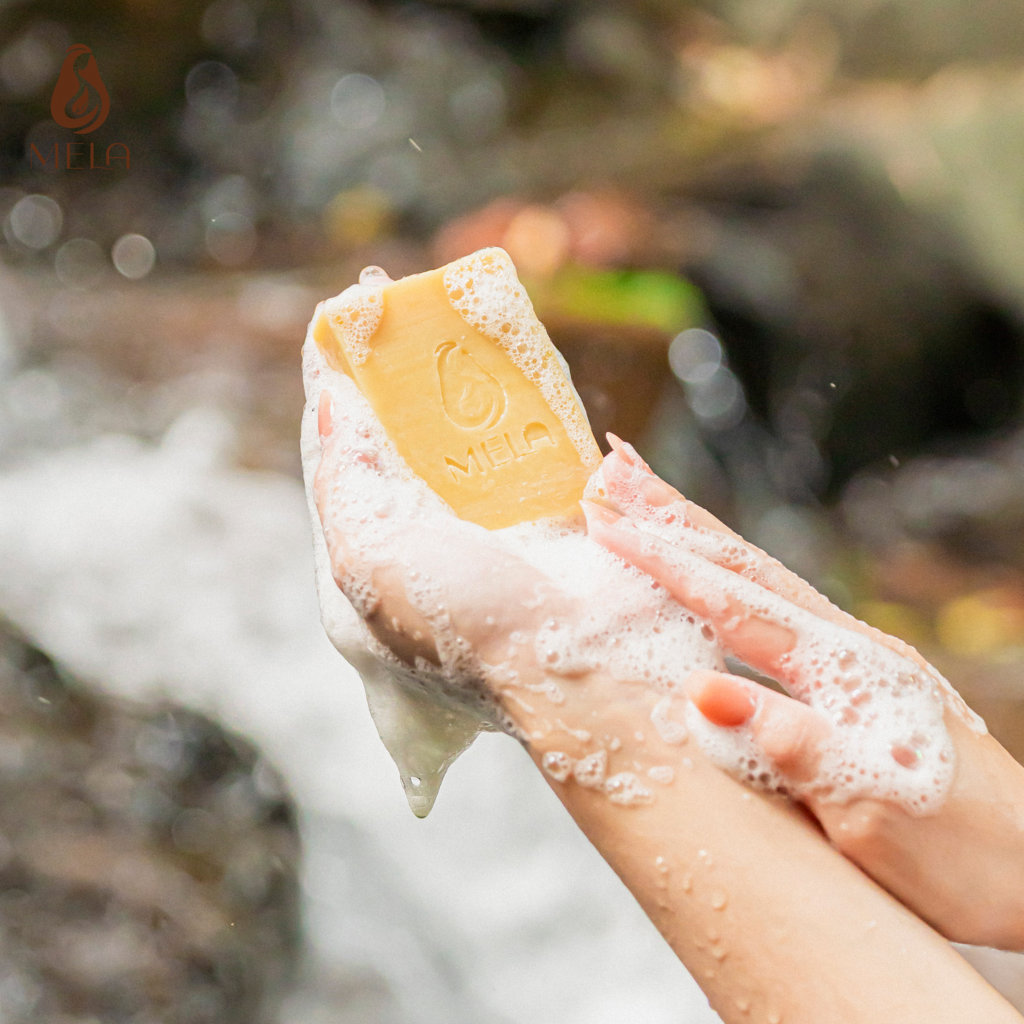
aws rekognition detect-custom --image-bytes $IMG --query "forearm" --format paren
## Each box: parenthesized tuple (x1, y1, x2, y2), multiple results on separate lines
(587, 447, 1024, 952)
(507, 680, 1023, 1024)
(813, 712, 1024, 952)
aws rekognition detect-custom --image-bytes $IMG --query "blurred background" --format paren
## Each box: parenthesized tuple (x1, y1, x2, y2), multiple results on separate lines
(2, 0, 1024, 1020)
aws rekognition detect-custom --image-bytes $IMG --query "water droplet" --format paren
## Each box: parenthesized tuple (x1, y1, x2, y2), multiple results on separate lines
(709, 889, 728, 910)
(400, 769, 444, 818)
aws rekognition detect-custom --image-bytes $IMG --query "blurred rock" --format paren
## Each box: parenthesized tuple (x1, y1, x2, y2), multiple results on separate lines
(0, 621, 300, 1024)
(676, 125, 1024, 500)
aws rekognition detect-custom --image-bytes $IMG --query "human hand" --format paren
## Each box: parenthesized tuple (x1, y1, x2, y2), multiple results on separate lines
(310, 372, 572, 724)
(303, 327, 1024, 1020)
(304, 340, 722, 763)
(585, 439, 1024, 950)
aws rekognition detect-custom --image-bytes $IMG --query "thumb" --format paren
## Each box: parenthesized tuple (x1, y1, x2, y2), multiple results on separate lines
(686, 670, 833, 787)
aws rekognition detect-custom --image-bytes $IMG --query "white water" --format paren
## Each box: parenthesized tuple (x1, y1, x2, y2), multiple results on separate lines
(0, 409, 723, 1024)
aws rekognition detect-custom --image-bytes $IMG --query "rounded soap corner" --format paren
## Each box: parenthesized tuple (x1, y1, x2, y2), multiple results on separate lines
(475, 245, 516, 274)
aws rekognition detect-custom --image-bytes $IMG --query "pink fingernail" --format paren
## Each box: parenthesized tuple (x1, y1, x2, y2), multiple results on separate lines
(317, 390, 334, 443)
(581, 499, 623, 528)
(607, 434, 640, 468)
(640, 473, 679, 507)
(686, 671, 756, 728)
(621, 440, 651, 472)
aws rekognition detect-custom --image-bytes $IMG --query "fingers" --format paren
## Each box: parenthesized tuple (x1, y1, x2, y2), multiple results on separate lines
(686, 669, 755, 726)
(583, 498, 933, 706)
(600, 439, 837, 613)
(603, 436, 733, 535)
(597, 442, 939, 678)
(311, 375, 564, 667)
(583, 500, 802, 681)
(310, 377, 459, 665)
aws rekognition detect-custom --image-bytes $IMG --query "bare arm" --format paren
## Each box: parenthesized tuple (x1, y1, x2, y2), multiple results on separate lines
(310, 375, 1023, 1024)
(587, 437, 1024, 951)
(523, 693, 1021, 1024)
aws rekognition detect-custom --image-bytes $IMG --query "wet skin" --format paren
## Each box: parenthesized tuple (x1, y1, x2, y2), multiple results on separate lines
(311, 377, 1024, 1023)
(588, 439, 1024, 952)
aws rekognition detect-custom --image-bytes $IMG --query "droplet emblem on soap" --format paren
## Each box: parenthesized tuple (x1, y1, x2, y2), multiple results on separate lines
(435, 340, 507, 430)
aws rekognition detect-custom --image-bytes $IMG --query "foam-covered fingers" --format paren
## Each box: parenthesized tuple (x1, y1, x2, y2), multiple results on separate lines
(584, 502, 800, 677)
(601, 438, 731, 534)
(311, 380, 413, 592)
(597, 441, 883, 642)
(687, 670, 832, 786)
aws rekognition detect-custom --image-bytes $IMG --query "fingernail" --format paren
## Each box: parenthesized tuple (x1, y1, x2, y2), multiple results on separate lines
(686, 671, 756, 728)
(640, 473, 679, 507)
(317, 390, 334, 443)
(580, 499, 623, 529)
(606, 435, 639, 467)
(606, 432, 627, 455)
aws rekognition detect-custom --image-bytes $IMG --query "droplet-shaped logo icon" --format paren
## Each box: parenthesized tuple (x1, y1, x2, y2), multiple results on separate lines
(51, 44, 110, 135)
(435, 341, 507, 430)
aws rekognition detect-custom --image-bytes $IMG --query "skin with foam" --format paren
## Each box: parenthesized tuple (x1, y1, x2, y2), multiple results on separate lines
(301, 260, 1024, 1022)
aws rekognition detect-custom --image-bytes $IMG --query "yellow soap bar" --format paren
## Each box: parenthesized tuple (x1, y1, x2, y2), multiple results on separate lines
(314, 247, 601, 529)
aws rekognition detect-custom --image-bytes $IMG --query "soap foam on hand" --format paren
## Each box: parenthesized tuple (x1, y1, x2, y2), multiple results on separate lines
(301, 249, 722, 816)
(594, 449, 983, 816)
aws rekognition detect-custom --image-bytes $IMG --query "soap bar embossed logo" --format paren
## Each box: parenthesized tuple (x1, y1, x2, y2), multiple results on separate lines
(50, 44, 110, 134)
(435, 341, 507, 430)
(435, 340, 556, 481)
